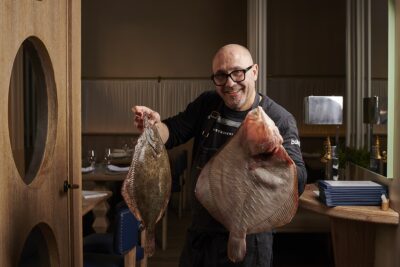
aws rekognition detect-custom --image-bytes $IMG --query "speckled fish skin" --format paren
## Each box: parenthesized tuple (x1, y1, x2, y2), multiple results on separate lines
(122, 121, 171, 257)
(195, 106, 298, 262)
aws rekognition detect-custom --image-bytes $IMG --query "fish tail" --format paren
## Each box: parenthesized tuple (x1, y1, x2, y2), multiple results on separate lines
(227, 232, 246, 262)
(144, 229, 156, 257)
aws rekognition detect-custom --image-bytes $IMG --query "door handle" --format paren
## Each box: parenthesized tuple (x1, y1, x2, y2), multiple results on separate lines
(63, 180, 79, 192)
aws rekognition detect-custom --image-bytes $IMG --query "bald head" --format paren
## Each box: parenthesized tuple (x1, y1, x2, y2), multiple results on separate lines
(211, 44, 259, 111)
(212, 44, 254, 72)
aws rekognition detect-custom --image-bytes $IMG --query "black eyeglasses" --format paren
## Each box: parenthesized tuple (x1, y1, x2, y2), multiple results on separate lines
(211, 65, 254, 86)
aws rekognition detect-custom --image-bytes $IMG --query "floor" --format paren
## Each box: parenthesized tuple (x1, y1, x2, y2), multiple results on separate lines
(148, 208, 191, 267)
(147, 206, 335, 267)
(83, 192, 334, 267)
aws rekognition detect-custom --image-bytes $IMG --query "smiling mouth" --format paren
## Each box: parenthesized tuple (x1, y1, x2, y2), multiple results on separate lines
(223, 88, 242, 95)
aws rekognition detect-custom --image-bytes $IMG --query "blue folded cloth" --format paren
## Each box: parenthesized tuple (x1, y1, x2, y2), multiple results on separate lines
(318, 180, 388, 207)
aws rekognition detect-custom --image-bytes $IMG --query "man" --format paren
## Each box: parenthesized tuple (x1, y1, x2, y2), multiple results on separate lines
(133, 44, 307, 267)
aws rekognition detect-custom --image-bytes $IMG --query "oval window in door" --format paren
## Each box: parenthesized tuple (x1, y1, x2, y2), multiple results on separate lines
(8, 37, 57, 185)
(18, 223, 60, 267)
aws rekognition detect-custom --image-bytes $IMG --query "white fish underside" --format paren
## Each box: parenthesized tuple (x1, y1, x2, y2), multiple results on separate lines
(195, 107, 298, 262)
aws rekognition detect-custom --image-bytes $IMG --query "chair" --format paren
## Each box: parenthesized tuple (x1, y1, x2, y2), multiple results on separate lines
(170, 150, 188, 218)
(83, 202, 145, 267)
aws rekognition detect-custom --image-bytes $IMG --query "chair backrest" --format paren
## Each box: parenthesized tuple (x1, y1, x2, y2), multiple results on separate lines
(171, 150, 188, 192)
(113, 204, 141, 255)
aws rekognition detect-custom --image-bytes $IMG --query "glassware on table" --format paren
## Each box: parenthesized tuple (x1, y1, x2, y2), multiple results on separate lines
(122, 143, 129, 152)
(87, 149, 96, 167)
(104, 148, 112, 165)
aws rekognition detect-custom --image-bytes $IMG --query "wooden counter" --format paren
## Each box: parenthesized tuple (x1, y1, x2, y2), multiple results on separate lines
(300, 184, 399, 225)
(300, 184, 399, 267)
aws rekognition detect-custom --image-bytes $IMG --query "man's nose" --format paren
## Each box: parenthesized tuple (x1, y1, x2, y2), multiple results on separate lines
(225, 76, 236, 87)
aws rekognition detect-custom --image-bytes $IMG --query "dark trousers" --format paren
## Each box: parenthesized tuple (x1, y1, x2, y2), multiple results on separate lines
(179, 230, 273, 267)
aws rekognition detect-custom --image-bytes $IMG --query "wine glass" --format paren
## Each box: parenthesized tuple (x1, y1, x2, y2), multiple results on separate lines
(104, 148, 112, 165)
(87, 150, 96, 167)
(122, 143, 129, 152)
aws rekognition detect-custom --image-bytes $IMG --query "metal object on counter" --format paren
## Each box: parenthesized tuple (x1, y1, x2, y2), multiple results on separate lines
(331, 146, 339, 181)
(370, 136, 382, 173)
(304, 96, 343, 125)
(321, 137, 332, 163)
(321, 137, 339, 180)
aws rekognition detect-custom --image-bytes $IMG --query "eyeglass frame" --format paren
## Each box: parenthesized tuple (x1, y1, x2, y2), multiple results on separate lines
(210, 65, 254, 86)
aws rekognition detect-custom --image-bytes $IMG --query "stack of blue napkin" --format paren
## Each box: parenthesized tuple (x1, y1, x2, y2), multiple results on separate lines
(318, 180, 387, 207)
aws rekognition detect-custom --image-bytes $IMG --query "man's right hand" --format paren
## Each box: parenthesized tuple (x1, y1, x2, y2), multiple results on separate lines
(132, 106, 161, 132)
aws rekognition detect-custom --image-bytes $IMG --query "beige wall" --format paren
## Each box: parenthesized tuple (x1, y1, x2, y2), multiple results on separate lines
(82, 0, 247, 78)
(81, 1, 388, 133)
(372, 0, 388, 79)
(267, 0, 346, 76)
(267, 0, 387, 78)
(82, 0, 388, 78)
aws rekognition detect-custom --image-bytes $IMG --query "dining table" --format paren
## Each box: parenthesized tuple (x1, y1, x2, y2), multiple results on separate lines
(82, 190, 113, 216)
(82, 162, 169, 250)
(82, 163, 128, 233)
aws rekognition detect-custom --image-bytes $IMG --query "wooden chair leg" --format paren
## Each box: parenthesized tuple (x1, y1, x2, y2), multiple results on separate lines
(124, 247, 136, 267)
(140, 230, 148, 267)
(182, 169, 187, 210)
(178, 174, 183, 219)
(162, 209, 168, 250)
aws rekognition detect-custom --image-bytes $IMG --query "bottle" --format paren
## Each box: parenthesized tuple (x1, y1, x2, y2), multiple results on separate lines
(321, 136, 332, 163)
(370, 136, 381, 173)
(321, 137, 332, 180)
(331, 146, 339, 180)
(381, 151, 387, 176)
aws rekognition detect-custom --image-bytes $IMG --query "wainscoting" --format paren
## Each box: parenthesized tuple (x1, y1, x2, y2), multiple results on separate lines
(82, 77, 386, 135)
(82, 78, 213, 134)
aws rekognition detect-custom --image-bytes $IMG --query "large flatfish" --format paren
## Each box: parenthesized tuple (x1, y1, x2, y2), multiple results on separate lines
(195, 106, 298, 262)
(122, 117, 172, 256)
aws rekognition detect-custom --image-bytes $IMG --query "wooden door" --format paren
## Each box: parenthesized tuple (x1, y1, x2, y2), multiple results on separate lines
(0, 0, 81, 266)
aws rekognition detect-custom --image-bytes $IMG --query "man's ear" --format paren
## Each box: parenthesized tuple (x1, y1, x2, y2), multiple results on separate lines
(252, 64, 259, 81)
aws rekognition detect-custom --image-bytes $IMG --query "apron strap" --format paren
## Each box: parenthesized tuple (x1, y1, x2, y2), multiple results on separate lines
(202, 93, 261, 138)
(201, 104, 223, 138)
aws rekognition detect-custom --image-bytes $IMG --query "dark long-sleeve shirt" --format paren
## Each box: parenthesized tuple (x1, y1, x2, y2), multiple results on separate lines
(164, 90, 307, 266)
(164, 90, 307, 195)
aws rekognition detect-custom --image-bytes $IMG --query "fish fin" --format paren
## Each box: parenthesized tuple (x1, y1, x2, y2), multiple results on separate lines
(144, 229, 156, 257)
(155, 198, 169, 223)
(121, 179, 143, 222)
(227, 232, 246, 263)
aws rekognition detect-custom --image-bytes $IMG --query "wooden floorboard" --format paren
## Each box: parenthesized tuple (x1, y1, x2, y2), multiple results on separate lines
(146, 206, 334, 267)
(147, 207, 190, 267)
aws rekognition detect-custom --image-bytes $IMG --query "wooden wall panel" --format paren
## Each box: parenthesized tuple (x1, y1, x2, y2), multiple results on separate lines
(0, 0, 81, 266)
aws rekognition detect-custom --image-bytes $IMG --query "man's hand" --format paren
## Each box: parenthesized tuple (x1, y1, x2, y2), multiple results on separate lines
(132, 106, 161, 132)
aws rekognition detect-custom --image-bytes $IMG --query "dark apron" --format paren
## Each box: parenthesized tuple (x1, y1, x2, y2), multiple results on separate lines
(179, 95, 273, 267)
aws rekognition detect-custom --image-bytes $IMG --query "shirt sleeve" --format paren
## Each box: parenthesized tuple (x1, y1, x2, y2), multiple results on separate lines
(280, 115, 307, 195)
(163, 92, 209, 149)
